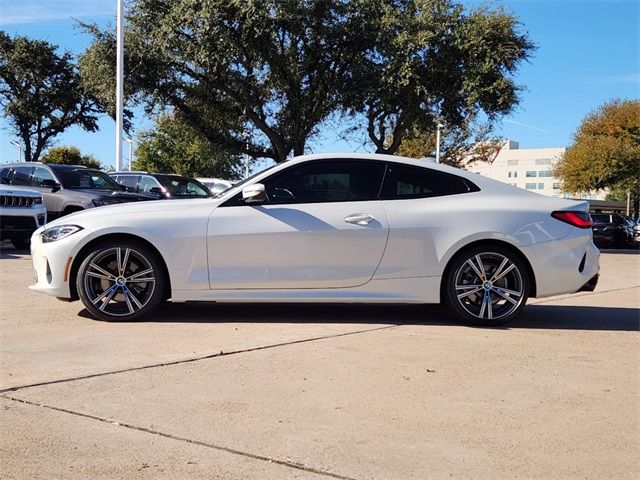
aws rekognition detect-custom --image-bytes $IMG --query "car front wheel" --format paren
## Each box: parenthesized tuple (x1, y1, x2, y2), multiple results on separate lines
(444, 246, 530, 326)
(76, 240, 166, 321)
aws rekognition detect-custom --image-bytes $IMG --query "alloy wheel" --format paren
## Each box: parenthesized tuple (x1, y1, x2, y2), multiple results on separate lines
(82, 247, 156, 317)
(453, 252, 525, 321)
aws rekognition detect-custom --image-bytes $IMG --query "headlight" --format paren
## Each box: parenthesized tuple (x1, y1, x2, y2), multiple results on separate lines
(92, 198, 107, 207)
(33, 197, 43, 204)
(41, 225, 83, 243)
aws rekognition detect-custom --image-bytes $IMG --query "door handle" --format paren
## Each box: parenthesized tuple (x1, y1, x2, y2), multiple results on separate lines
(344, 213, 374, 225)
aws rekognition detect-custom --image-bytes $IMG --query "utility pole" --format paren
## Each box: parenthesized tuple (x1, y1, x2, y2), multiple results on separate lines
(9, 140, 22, 162)
(115, 0, 124, 172)
(435, 123, 444, 164)
(124, 137, 134, 171)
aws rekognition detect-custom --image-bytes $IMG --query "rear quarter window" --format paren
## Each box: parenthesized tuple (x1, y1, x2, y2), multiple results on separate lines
(381, 164, 479, 200)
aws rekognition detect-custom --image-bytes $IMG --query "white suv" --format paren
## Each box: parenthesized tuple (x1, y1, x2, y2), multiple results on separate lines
(0, 184, 47, 249)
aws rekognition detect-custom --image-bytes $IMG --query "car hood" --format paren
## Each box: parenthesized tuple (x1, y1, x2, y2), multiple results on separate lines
(44, 197, 223, 228)
(0, 185, 41, 196)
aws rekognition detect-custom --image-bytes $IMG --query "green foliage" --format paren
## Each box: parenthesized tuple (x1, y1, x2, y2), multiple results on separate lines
(0, 31, 102, 162)
(343, 1, 534, 153)
(554, 99, 640, 213)
(41, 146, 102, 169)
(395, 119, 501, 168)
(79, 0, 532, 162)
(133, 115, 243, 179)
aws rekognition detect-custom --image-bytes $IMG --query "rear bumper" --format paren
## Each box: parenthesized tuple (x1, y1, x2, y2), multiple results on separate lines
(578, 274, 599, 292)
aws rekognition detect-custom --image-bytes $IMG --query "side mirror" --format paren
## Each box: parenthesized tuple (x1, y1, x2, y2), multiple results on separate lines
(242, 183, 266, 204)
(149, 187, 164, 195)
(41, 179, 61, 192)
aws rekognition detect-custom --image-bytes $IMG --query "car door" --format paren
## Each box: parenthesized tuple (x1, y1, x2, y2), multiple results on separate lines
(30, 166, 61, 216)
(207, 160, 389, 289)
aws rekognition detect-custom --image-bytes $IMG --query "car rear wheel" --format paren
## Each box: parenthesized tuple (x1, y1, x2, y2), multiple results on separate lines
(76, 239, 166, 321)
(444, 246, 530, 326)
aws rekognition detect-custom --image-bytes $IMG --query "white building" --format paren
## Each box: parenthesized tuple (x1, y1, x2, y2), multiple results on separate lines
(466, 140, 605, 200)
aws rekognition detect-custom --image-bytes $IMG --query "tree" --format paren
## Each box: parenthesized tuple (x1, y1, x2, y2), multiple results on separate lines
(0, 31, 101, 162)
(394, 119, 502, 168)
(80, 0, 379, 163)
(41, 146, 101, 169)
(343, 1, 534, 154)
(554, 99, 640, 215)
(133, 114, 244, 179)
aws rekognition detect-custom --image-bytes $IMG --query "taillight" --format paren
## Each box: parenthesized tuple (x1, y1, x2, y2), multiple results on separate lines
(551, 211, 593, 229)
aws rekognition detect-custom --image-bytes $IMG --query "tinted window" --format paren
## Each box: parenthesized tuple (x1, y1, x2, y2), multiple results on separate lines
(591, 214, 610, 223)
(155, 175, 210, 198)
(263, 161, 386, 204)
(31, 167, 56, 187)
(139, 175, 161, 194)
(0, 167, 11, 184)
(380, 164, 478, 200)
(115, 175, 140, 190)
(11, 166, 33, 186)
(54, 168, 123, 190)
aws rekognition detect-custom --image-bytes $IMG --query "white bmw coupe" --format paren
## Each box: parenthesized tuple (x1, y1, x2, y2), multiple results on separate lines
(29, 153, 599, 325)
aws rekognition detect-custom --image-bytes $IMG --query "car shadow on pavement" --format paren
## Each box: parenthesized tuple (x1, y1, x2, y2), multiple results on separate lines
(80, 302, 640, 332)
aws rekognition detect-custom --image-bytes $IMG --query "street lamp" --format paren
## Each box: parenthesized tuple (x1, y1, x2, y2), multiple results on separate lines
(115, 0, 124, 172)
(435, 123, 444, 164)
(9, 140, 22, 162)
(124, 137, 134, 171)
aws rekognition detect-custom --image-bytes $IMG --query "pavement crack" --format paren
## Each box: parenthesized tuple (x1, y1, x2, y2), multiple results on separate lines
(2, 395, 358, 480)
(0, 324, 400, 394)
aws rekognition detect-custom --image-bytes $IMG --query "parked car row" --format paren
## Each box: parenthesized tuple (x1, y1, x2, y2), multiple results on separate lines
(1, 162, 234, 248)
(590, 213, 639, 249)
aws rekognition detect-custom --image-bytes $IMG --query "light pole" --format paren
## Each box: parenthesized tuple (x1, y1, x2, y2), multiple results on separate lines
(115, 0, 124, 172)
(9, 140, 22, 162)
(124, 137, 134, 171)
(435, 123, 444, 164)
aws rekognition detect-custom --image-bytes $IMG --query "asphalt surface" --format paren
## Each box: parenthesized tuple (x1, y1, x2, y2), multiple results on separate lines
(0, 241, 638, 479)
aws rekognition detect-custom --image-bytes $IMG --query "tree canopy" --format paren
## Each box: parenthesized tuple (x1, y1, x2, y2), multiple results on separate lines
(133, 114, 244, 179)
(41, 146, 102, 169)
(80, 0, 533, 162)
(0, 31, 101, 162)
(554, 99, 640, 213)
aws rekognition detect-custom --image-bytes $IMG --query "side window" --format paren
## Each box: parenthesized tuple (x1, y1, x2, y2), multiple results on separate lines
(380, 164, 478, 200)
(31, 167, 56, 187)
(139, 176, 161, 194)
(263, 161, 386, 205)
(0, 167, 12, 184)
(116, 175, 140, 191)
(10, 166, 33, 186)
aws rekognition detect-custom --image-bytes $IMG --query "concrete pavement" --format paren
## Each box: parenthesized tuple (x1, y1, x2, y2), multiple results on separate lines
(1, 243, 638, 479)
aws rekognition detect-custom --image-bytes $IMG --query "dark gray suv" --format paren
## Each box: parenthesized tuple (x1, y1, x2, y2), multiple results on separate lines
(0, 163, 156, 221)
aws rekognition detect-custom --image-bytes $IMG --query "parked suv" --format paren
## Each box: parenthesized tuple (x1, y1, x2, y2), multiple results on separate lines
(590, 213, 635, 249)
(0, 184, 47, 249)
(110, 172, 211, 199)
(0, 163, 156, 220)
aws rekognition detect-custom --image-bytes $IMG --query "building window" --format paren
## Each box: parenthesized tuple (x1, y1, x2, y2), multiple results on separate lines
(538, 170, 553, 177)
(535, 158, 552, 165)
(538, 183, 544, 189)
(507, 159, 519, 166)
(526, 171, 537, 177)
(552, 183, 561, 190)
(525, 183, 537, 190)
(507, 171, 518, 178)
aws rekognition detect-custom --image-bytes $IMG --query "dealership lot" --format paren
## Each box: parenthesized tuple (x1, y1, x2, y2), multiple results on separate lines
(0, 243, 638, 479)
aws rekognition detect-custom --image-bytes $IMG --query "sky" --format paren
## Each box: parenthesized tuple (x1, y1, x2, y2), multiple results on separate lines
(0, 0, 638, 171)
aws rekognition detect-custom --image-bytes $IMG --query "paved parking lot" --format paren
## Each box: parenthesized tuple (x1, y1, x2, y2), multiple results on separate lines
(1, 242, 638, 479)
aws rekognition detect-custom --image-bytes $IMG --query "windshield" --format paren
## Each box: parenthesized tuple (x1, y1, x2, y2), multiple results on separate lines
(213, 164, 279, 198)
(155, 175, 211, 198)
(54, 169, 124, 191)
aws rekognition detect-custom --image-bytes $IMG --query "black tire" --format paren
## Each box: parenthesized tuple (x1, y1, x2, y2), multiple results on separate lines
(10, 237, 30, 250)
(444, 245, 530, 326)
(76, 239, 167, 321)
